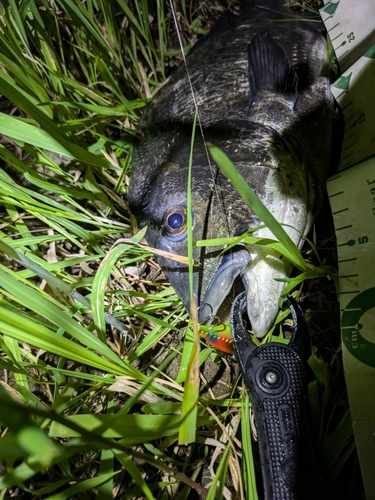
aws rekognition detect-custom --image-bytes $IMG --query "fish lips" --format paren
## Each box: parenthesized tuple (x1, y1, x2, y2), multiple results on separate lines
(198, 245, 287, 338)
(198, 246, 250, 326)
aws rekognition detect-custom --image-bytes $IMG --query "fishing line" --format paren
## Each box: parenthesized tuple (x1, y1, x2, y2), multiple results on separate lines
(168, 0, 210, 162)
(168, 0, 230, 224)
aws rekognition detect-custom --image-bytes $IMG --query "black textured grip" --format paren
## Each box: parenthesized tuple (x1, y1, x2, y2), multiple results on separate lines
(245, 342, 316, 500)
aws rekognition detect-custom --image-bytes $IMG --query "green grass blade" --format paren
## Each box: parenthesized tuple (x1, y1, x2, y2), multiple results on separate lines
(91, 243, 137, 342)
(208, 144, 307, 271)
(47, 471, 121, 500)
(0, 268, 122, 362)
(195, 233, 307, 271)
(206, 442, 231, 500)
(0, 112, 76, 156)
(0, 72, 110, 168)
(179, 113, 200, 445)
(50, 413, 215, 443)
(241, 394, 258, 499)
(2, 336, 29, 389)
(113, 451, 155, 500)
(0, 301, 129, 376)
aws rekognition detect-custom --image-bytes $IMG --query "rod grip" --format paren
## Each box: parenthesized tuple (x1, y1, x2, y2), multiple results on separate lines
(244, 342, 317, 500)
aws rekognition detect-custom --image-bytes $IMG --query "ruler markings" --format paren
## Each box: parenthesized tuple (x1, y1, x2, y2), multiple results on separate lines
(329, 191, 344, 198)
(332, 207, 349, 214)
(345, 112, 356, 122)
(331, 32, 343, 42)
(337, 239, 356, 247)
(341, 143, 355, 151)
(323, 2, 375, 494)
(339, 152, 375, 172)
(340, 56, 351, 68)
(328, 22, 339, 32)
(336, 224, 353, 231)
(327, 175, 342, 182)
(341, 101, 353, 112)
(340, 152, 354, 162)
(344, 122, 356, 132)
(343, 132, 355, 141)
(337, 162, 353, 172)
(338, 49, 349, 59)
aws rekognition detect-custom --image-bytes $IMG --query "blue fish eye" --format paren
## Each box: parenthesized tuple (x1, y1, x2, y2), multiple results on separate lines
(163, 206, 187, 239)
(168, 212, 183, 229)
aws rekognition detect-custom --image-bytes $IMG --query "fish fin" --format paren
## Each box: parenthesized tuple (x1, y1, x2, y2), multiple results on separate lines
(248, 29, 298, 108)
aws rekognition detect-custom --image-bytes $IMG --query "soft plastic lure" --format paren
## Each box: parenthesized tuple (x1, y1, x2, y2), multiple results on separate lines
(198, 322, 234, 355)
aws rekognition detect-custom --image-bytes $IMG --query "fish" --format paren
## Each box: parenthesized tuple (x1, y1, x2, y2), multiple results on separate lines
(128, 0, 338, 342)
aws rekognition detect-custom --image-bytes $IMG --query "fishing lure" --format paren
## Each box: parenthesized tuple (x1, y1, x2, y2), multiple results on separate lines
(198, 322, 234, 355)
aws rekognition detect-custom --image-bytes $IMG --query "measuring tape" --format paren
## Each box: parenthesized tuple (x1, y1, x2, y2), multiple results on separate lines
(321, 1, 375, 498)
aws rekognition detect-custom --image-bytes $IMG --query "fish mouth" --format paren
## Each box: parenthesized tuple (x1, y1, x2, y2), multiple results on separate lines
(198, 246, 249, 325)
(198, 245, 290, 337)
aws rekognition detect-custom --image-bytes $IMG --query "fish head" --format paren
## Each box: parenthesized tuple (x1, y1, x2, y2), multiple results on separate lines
(129, 121, 310, 338)
(130, 127, 246, 320)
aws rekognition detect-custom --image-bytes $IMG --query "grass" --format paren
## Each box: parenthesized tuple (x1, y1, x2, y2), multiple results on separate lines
(0, 0, 363, 499)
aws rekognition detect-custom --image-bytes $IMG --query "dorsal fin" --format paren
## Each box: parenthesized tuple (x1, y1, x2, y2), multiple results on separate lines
(248, 29, 298, 108)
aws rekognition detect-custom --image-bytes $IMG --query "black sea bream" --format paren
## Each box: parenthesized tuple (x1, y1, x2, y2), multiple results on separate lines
(128, 0, 337, 338)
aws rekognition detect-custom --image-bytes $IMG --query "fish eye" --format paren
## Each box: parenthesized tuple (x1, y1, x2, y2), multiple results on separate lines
(163, 206, 187, 239)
